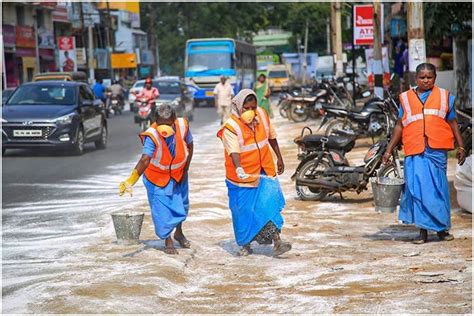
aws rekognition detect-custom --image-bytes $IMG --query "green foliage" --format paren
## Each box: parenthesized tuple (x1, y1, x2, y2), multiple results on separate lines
(141, 2, 330, 75)
(424, 2, 472, 40)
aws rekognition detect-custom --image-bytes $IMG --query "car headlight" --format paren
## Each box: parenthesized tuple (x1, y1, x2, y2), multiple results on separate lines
(54, 113, 74, 125)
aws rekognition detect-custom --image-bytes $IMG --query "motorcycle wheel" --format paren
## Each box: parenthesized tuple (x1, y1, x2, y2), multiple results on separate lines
(379, 162, 403, 179)
(279, 103, 288, 118)
(295, 158, 331, 201)
(309, 107, 321, 119)
(289, 103, 309, 122)
(325, 119, 351, 137)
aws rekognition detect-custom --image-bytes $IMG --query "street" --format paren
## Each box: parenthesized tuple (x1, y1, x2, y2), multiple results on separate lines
(2, 104, 471, 313)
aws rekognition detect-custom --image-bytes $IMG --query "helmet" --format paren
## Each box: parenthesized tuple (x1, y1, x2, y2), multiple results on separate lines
(145, 78, 153, 85)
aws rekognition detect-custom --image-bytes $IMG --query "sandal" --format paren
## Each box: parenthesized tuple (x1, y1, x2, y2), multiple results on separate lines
(437, 231, 454, 241)
(412, 229, 428, 244)
(273, 241, 292, 257)
(174, 236, 191, 248)
(164, 246, 179, 255)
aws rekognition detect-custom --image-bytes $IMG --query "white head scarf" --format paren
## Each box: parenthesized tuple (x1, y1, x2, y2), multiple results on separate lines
(231, 89, 257, 116)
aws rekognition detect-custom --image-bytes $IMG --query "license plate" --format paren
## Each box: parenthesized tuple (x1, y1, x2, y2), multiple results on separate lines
(205, 91, 214, 97)
(13, 129, 42, 137)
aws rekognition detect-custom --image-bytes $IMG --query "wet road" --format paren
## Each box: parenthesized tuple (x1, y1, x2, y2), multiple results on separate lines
(2, 106, 218, 206)
(2, 106, 219, 313)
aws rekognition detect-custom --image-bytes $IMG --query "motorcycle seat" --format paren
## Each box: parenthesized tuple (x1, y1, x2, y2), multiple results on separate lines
(300, 134, 356, 152)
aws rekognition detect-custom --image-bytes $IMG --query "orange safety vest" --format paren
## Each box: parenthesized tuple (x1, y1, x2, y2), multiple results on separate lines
(217, 107, 276, 183)
(139, 118, 189, 187)
(399, 86, 454, 156)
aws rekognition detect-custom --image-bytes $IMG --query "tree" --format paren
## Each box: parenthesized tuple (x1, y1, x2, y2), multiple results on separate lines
(424, 2, 472, 109)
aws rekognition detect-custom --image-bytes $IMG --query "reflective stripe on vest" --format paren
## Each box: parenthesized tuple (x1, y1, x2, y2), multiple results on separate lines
(146, 120, 188, 170)
(401, 88, 449, 127)
(256, 107, 270, 138)
(227, 109, 270, 153)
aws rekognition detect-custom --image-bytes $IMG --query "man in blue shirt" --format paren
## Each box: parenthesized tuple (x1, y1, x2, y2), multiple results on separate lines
(92, 79, 106, 102)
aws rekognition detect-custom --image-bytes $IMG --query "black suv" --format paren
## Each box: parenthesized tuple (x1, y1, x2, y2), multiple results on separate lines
(2, 81, 107, 155)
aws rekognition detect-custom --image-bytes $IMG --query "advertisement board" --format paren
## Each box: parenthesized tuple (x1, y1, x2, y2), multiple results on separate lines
(58, 36, 77, 72)
(111, 53, 137, 69)
(16, 25, 36, 48)
(353, 4, 384, 46)
(364, 46, 391, 88)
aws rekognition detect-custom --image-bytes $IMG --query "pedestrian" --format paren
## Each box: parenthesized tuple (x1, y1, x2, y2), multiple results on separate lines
(119, 103, 194, 254)
(217, 89, 291, 257)
(383, 63, 466, 244)
(254, 74, 272, 117)
(92, 79, 106, 103)
(213, 76, 234, 124)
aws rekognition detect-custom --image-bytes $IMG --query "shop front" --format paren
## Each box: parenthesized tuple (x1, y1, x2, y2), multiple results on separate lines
(3, 24, 17, 88)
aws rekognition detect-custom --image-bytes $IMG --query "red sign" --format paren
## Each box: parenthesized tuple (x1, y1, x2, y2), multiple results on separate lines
(16, 25, 36, 48)
(58, 36, 74, 50)
(353, 4, 383, 46)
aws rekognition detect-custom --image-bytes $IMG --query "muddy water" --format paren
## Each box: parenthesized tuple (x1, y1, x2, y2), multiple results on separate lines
(3, 107, 472, 313)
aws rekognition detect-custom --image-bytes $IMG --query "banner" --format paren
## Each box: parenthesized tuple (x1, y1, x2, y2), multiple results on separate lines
(353, 4, 384, 46)
(58, 36, 77, 72)
(364, 46, 391, 88)
(38, 27, 55, 49)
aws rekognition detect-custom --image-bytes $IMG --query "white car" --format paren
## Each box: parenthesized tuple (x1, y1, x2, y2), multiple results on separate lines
(128, 80, 145, 104)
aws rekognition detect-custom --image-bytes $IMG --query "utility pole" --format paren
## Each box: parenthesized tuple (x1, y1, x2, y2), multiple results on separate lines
(106, 0, 114, 80)
(33, 9, 40, 74)
(372, 0, 384, 98)
(326, 17, 331, 55)
(88, 25, 94, 83)
(79, 2, 87, 70)
(407, 2, 425, 87)
(332, 1, 344, 77)
(302, 19, 309, 85)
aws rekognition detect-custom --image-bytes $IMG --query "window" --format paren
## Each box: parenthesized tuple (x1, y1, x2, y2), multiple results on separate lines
(79, 85, 94, 103)
(16, 6, 25, 25)
(7, 84, 77, 106)
(36, 10, 45, 28)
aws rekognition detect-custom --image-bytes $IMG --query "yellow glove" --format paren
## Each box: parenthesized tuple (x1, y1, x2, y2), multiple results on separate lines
(119, 169, 140, 197)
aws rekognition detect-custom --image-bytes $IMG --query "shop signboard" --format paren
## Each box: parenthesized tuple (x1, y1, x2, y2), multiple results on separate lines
(353, 4, 384, 46)
(58, 36, 77, 72)
(16, 25, 36, 48)
(111, 53, 137, 69)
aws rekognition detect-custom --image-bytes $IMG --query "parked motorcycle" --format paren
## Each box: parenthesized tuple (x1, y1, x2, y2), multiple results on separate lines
(319, 95, 391, 141)
(457, 109, 472, 156)
(292, 94, 402, 201)
(134, 97, 154, 131)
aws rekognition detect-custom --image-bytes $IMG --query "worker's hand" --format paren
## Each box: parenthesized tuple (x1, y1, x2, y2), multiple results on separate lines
(277, 158, 285, 175)
(119, 181, 133, 197)
(457, 147, 466, 165)
(119, 169, 140, 197)
(382, 150, 392, 165)
(236, 167, 250, 180)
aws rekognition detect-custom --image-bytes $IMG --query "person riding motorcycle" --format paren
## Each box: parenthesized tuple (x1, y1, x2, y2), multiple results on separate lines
(135, 78, 160, 111)
(107, 80, 125, 102)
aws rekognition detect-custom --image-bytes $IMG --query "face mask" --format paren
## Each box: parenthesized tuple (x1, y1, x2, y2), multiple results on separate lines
(241, 110, 256, 124)
(157, 124, 175, 137)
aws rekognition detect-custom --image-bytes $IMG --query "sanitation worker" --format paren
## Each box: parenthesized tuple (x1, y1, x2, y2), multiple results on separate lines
(383, 63, 466, 244)
(217, 89, 291, 256)
(119, 103, 193, 254)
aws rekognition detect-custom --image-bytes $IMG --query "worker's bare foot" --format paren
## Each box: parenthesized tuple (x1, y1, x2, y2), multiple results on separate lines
(237, 244, 253, 256)
(164, 237, 178, 255)
(174, 234, 191, 248)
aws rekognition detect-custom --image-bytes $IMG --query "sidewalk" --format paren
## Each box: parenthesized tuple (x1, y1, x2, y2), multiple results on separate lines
(31, 108, 472, 313)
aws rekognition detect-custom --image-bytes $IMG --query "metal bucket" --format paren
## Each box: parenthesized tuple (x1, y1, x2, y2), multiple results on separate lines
(370, 177, 405, 213)
(111, 211, 144, 245)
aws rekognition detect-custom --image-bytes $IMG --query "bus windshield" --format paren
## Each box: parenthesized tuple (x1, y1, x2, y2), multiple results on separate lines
(187, 52, 232, 71)
(268, 70, 289, 79)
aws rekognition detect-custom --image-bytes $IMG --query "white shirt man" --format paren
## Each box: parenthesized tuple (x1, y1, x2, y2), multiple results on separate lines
(213, 77, 234, 124)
